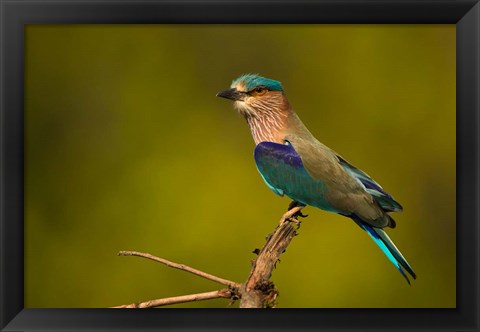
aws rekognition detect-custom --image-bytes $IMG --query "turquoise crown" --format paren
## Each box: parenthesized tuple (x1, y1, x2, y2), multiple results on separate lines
(232, 74, 283, 92)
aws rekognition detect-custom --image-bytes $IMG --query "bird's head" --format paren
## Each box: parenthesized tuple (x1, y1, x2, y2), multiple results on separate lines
(217, 74, 288, 118)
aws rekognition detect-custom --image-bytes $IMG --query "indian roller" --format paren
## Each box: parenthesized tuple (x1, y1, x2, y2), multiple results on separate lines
(217, 73, 416, 284)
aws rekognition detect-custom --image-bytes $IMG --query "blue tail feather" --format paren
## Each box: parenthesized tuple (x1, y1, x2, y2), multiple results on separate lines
(373, 226, 417, 280)
(349, 215, 416, 284)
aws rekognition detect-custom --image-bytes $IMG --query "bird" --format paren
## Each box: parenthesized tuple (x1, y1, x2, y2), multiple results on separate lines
(216, 73, 416, 284)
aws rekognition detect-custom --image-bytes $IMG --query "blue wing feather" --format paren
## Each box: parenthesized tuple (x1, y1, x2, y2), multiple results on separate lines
(337, 156, 403, 212)
(254, 142, 339, 213)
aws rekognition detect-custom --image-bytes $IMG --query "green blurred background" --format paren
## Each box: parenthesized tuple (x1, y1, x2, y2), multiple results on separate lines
(24, 25, 455, 308)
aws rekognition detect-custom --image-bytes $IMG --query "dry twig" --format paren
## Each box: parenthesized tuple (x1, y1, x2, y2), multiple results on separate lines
(114, 204, 305, 308)
(113, 289, 234, 308)
(117, 251, 240, 289)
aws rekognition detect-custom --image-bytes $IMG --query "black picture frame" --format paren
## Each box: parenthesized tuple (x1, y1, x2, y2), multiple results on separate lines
(1, 0, 478, 331)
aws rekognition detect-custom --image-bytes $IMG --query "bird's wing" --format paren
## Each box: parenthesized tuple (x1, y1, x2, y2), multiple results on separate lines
(283, 134, 396, 227)
(336, 155, 403, 212)
(254, 142, 340, 213)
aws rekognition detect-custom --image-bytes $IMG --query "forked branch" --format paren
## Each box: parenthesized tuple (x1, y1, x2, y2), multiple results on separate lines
(113, 204, 306, 308)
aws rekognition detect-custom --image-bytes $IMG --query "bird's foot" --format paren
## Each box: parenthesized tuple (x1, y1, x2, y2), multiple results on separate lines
(279, 201, 307, 226)
(287, 201, 308, 218)
(287, 200, 302, 210)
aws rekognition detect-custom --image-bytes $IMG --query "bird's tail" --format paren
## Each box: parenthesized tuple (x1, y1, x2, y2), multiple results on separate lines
(352, 216, 416, 284)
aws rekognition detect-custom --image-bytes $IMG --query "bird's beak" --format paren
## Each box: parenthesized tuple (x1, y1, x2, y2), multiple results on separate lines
(216, 88, 244, 101)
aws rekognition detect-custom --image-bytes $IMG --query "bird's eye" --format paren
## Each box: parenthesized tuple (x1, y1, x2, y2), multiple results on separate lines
(252, 86, 267, 96)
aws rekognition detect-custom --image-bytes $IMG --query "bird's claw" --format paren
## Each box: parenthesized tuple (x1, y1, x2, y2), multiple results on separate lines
(295, 211, 308, 218)
(287, 200, 308, 219)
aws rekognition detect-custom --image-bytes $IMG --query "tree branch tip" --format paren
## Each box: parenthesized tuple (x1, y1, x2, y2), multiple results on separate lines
(118, 250, 136, 256)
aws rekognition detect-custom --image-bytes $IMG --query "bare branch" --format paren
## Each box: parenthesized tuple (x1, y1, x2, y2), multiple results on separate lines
(240, 205, 305, 308)
(118, 250, 240, 289)
(115, 204, 305, 308)
(112, 288, 234, 308)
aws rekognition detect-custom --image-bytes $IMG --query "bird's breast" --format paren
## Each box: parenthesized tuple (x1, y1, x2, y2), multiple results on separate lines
(246, 112, 289, 145)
